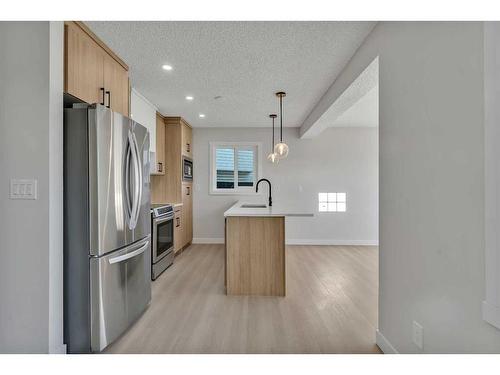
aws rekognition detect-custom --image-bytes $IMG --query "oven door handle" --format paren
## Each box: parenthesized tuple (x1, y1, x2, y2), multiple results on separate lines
(109, 241, 149, 264)
(154, 214, 174, 224)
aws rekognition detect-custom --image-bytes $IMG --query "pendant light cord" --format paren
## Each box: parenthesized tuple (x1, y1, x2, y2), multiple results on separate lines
(272, 116, 275, 152)
(279, 95, 283, 142)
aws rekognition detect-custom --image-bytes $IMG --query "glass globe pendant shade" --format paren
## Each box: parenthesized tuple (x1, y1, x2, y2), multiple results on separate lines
(267, 152, 279, 163)
(274, 142, 289, 158)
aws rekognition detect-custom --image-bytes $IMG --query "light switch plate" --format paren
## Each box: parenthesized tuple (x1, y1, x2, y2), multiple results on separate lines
(10, 179, 37, 200)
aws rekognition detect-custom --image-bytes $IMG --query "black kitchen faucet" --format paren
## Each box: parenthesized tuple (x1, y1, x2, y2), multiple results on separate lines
(256, 178, 272, 207)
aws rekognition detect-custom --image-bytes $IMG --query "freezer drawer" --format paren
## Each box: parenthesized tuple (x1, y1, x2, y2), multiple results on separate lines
(90, 236, 151, 352)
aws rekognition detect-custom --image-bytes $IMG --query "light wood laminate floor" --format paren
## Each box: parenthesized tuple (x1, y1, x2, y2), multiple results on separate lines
(105, 244, 380, 354)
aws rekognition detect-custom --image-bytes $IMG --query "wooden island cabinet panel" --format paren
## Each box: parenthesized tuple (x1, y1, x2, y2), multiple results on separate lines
(225, 216, 285, 296)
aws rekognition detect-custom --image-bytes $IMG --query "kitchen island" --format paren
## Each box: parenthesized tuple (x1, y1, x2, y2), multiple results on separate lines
(224, 201, 313, 296)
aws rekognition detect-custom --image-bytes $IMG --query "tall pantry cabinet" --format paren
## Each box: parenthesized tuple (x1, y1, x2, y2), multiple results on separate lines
(151, 116, 194, 252)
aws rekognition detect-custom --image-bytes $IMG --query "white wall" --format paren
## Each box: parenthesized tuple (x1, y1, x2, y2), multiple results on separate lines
(192, 127, 378, 244)
(0, 22, 64, 353)
(311, 22, 500, 353)
(483, 22, 500, 331)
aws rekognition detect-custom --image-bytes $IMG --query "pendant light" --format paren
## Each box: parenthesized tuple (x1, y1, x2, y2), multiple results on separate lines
(267, 114, 279, 163)
(274, 91, 289, 159)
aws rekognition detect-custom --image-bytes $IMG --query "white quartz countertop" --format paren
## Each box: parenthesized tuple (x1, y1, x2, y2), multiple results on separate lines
(224, 201, 314, 218)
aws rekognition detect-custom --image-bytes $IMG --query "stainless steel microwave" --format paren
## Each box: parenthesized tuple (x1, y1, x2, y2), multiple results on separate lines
(183, 157, 193, 181)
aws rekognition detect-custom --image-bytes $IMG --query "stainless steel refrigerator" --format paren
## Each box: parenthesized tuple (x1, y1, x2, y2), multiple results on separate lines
(64, 104, 151, 353)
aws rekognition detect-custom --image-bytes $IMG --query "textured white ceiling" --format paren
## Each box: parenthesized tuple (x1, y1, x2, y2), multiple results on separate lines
(86, 21, 375, 128)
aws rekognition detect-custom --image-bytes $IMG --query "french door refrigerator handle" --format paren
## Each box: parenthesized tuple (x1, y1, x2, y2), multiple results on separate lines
(126, 130, 139, 229)
(125, 134, 133, 226)
(108, 240, 150, 264)
(131, 131, 143, 228)
(130, 131, 140, 230)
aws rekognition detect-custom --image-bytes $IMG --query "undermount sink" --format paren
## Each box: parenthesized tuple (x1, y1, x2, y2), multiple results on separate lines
(240, 204, 267, 208)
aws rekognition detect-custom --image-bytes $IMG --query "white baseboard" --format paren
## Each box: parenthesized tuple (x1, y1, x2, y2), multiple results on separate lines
(192, 237, 224, 244)
(193, 237, 378, 246)
(483, 301, 500, 330)
(376, 330, 398, 354)
(286, 239, 379, 246)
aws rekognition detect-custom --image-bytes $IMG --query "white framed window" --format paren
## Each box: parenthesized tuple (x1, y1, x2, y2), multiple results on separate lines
(318, 192, 347, 212)
(209, 142, 262, 195)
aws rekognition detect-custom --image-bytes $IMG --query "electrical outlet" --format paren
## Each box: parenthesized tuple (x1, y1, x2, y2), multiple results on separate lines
(10, 179, 37, 200)
(412, 321, 424, 350)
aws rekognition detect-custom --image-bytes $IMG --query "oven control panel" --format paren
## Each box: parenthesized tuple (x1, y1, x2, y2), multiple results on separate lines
(151, 204, 173, 218)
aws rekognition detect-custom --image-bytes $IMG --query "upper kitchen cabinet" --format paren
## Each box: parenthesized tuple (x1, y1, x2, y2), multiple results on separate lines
(64, 22, 104, 105)
(181, 119, 193, 158)
(64, 21, 130, 116)
(155, 112, 166, 175)
(103, 53, 129, 116)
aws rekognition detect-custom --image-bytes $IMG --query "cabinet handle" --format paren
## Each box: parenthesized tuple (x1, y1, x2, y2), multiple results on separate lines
(176, 217, 180, 227)
(186, 143, 190, 153)
(158, 162, 163, 173)
(186, 186, 190, 196)
(100, 88, 105, 105)
(105, 90, 111, 108)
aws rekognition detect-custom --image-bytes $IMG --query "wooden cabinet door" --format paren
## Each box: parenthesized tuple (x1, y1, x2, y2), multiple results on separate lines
(103, 53, 129, 116)
(174, 207, 183, 253)
(182, 182, 193, 246)
(181, 122, 193, 158)
(154, 113, 165, 175)
(64, 22, 104, 105)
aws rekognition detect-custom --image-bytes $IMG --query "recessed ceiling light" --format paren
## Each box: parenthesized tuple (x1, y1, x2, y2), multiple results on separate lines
(186, 96, 194, 101)
(162, 64, 173, 71)
(199, 114, 206, 118)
